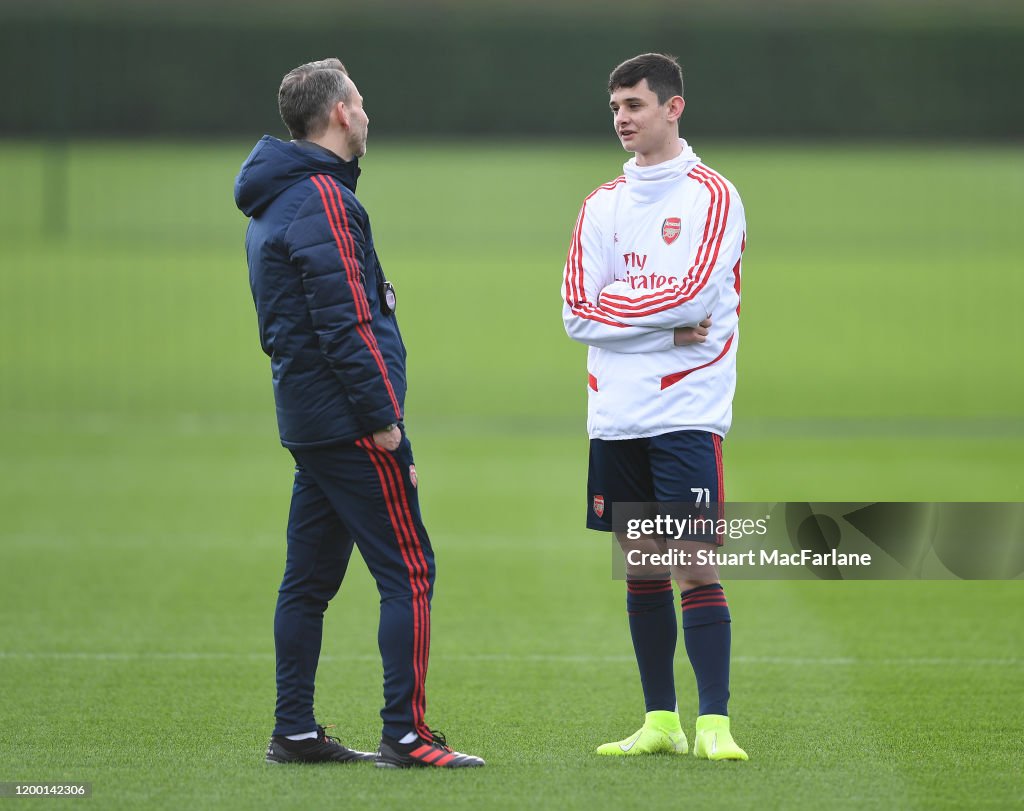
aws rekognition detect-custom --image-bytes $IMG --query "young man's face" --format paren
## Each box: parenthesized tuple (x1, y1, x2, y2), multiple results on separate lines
(609, 79, 677, 158)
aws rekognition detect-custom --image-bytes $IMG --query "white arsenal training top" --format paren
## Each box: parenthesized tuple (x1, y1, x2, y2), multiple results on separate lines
(561, 140, 746, 440)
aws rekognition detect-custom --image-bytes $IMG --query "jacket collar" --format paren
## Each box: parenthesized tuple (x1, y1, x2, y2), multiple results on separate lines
(292, 139, 361, 191)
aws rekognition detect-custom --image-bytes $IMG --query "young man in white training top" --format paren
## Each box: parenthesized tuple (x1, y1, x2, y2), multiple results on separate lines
(561, 52, 749, 761)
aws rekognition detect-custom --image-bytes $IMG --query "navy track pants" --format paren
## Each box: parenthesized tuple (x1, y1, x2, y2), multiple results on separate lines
(272, 430, 435, 741)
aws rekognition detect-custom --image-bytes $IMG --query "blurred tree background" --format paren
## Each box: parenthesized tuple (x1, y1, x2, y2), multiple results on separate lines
(1, 0, 1022, 140)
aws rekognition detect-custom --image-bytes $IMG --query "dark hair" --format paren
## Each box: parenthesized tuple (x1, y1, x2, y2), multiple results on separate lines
(278, 58, 352, 140)
(608, 53, 684, 104)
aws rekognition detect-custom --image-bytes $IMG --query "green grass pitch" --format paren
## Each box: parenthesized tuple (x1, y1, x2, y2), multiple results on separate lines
(0, 141, 1021, 808)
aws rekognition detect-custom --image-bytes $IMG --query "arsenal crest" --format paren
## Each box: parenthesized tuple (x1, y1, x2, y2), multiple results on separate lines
(593, 494, 605, 518)
(409, 464, 418, 489)
(662, 217, 681, 245)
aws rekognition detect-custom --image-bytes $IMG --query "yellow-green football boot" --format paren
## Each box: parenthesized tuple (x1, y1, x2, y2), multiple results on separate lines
(692, 714, 748, 761)
(596, 710, 688, 756)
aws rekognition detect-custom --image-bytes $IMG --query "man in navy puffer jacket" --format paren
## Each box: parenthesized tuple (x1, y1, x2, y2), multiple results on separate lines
(235, 58, 483, 769)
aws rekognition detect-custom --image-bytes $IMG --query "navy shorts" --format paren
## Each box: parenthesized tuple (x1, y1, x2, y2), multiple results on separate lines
(587, 430, 724, 534)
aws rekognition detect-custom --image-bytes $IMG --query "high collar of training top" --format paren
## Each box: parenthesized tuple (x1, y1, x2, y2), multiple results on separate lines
(623, 139, 701, 204)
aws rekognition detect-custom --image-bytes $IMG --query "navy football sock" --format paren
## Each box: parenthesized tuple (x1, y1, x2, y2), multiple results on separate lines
(681, 583, 732, 717)
(626, 578, 677, 712)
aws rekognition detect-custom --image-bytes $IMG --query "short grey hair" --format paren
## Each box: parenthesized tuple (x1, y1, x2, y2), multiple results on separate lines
(278, 58, 352, 140)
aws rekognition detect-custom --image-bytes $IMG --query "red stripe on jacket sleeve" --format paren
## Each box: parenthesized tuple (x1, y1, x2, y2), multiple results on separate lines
(311, 175, 401, 420)
(563, 177, 631, 328)
(599, 166, 730, 318)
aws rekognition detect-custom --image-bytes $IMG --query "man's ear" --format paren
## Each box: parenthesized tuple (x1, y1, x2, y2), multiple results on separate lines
(333, 100, 350, 129)
(666, 96, 685, 123)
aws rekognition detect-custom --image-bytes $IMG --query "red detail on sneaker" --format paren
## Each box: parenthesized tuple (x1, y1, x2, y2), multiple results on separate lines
(421, 748, 445, 764)
(435, 752, 457, 767)
(409, 744, 432, 758)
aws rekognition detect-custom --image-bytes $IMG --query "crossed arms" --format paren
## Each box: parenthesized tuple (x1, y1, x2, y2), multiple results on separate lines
(562, 177, 744, 353)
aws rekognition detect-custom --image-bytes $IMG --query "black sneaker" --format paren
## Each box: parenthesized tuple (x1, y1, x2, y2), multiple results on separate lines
(265, 725, 376, 764)
(376, 729, 485, 768)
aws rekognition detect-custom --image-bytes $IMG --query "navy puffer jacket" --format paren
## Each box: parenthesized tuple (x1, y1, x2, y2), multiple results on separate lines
(235, 136, 406, 448)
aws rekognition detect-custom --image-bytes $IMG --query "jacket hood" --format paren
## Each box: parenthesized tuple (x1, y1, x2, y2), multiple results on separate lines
(234, 136, 360, 217)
